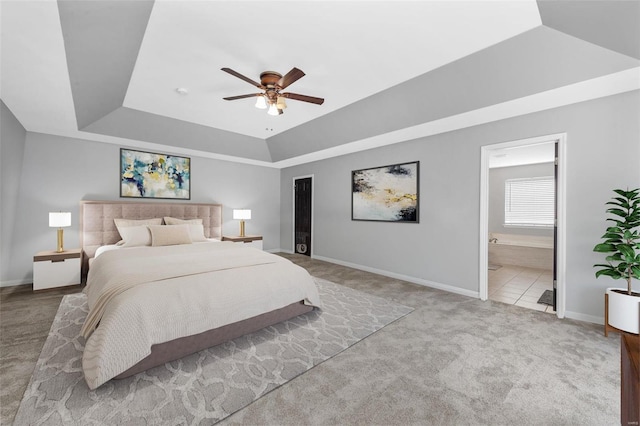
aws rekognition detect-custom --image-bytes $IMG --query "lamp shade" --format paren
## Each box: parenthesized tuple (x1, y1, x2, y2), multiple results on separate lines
(267, 103, 279, 116)
(233, 209, 251, 220)
(255, 95, 267, 109)
(49, 212, 71, 227)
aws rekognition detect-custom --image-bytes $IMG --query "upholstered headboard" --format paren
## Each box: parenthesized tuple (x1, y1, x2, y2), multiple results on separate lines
(80, 200, 222, 278)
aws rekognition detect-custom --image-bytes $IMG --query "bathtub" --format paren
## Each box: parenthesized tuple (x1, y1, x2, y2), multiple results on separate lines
(488, 233, 553, 270)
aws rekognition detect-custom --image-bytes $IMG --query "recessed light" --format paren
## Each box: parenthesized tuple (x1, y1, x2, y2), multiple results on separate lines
(176, 88, 188, 95)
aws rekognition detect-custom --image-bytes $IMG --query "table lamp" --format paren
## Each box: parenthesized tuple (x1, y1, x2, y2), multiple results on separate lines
(233, 209, 251, 237)
(49, 212, 71, 252)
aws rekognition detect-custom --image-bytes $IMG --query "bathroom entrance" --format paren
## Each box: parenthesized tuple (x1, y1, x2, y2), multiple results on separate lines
(479, 134, 566, 318)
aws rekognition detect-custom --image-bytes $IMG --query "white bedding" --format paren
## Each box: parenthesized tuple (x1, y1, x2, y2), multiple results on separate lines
(93, 238, 221, 258)
(82, 242, 322, 389)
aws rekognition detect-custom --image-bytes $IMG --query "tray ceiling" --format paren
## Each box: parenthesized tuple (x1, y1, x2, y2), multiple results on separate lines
(1, 1, 638, 167)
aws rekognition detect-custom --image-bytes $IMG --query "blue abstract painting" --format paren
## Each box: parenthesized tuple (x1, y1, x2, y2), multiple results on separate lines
(352, 161, 419, 222)
(120, 149, 190, 199)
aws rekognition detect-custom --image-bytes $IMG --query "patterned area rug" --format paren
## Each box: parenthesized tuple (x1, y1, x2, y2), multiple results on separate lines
(14, 278, 412, 425)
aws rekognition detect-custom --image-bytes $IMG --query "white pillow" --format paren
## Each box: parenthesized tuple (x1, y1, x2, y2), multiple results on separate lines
(148, 225, 192, 247)
(163, 217, 207, 242)
(114, 218, 163, 241)
(163, 217, 202, 225)
(116, 225, 152, 247)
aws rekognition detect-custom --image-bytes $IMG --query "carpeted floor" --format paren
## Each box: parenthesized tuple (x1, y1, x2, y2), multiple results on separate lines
(2, 253, 620, 425)
(13, 278, 412, 425)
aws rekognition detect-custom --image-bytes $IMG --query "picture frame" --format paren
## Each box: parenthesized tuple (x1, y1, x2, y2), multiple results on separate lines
(120, 148, 191, 200)
(352, 161, 419, 222)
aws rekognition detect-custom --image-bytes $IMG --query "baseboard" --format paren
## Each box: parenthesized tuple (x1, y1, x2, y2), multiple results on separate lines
(563, 310, 604, 326)
(313, 254, 480, 299)
(0, 278, 31, 288)
(274, 248, 294, 254)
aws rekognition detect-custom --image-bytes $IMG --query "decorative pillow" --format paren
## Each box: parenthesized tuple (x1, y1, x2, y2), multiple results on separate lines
(148, 225, 192, 247)
(116, 225, 152, 247)
(163, 217, 207, 241)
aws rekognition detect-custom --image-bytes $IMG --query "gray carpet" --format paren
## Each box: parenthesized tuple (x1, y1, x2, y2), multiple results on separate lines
(13, 278, 412, 425)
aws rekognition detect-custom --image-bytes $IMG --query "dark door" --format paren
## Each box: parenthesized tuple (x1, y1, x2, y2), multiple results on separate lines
(294, 177, 312, 256)
(552, 142, 558, 311)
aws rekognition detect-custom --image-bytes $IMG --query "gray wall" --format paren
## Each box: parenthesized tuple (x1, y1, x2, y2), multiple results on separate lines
(2, 132, 281, 286)
(1, 101, 27, 284)
(280, 90, 640, 321)
(489, 163, 555, 238)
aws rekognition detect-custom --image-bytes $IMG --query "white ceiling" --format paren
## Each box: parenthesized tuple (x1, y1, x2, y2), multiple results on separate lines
(124, 1, 541, 138)
(1, 1, 638, 167)
(2, 0, 541, 140)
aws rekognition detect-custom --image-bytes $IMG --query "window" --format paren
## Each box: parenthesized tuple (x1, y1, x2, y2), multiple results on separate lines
(504, 176, 554, 227)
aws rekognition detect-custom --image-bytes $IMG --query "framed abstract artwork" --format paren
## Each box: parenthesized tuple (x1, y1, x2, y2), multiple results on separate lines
(352, 161, 419, 222)
(120, 148, 191, 199)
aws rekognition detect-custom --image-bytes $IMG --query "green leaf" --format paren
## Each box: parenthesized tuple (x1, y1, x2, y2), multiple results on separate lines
(617, 263, 629, 273)
(602, 232, 622, 239)
(618, 244, 636, 259)
(595, 269, 622, 279)
(606, 253, 624, 262)
(611, 197, 631, 208)
(594, 243, 616, 253)
(607, 208, 629, 218)
(603, 238, 622, 244)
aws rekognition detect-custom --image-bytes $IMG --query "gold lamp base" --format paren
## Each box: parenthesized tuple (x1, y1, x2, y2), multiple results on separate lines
(239, 220, 246, 237)
(56, 228, 65, 253)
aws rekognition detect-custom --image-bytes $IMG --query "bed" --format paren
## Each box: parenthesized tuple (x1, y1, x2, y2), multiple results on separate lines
(79, 200, 321, 390)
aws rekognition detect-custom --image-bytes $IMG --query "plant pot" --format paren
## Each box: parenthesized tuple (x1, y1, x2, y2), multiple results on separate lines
(606, 288, 640, 334)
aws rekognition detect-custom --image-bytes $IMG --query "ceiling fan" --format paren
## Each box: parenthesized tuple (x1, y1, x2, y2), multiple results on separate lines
(221, 67, 324, 116)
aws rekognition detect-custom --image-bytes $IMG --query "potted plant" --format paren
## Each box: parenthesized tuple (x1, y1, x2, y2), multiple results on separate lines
(593, 188, 640, 335)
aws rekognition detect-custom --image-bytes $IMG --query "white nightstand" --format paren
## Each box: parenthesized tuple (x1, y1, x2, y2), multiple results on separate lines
(222, 235, 263, 250)
(33, 248, 82, 291)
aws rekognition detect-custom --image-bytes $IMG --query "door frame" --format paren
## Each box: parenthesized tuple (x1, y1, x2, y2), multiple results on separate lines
(292, 174, 314, 257)
(479, 133, 567, 318)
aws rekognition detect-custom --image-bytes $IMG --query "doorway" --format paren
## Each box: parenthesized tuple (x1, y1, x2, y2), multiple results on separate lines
(293, 176, 313, 256)
(479, 134, 566, 318)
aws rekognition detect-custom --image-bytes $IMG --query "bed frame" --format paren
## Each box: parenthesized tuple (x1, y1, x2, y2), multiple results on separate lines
(79, 200, 312, 379)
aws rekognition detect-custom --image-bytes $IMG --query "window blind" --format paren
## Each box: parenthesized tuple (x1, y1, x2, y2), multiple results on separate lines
(504, 176, 555, 227)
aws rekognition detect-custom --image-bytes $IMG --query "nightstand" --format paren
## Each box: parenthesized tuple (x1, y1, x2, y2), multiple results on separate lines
(222, 235, 263, 250)
(33, 248, 82, 291)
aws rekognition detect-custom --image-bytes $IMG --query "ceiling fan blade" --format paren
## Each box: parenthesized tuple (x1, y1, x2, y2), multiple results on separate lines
(223, 93, 261, 101)
(221, 68, 264, 89)
(282, 92, 324, 105)
(277, 68, 305, 89)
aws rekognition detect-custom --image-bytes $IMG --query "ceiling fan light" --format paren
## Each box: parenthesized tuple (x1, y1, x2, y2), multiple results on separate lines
(255, 95, 267, 109)
(276, 96, 287, 110)
(267, 103, 279, 116)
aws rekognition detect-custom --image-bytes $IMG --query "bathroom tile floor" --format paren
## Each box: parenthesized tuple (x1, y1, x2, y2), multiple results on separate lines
(488, 264, 555, 314)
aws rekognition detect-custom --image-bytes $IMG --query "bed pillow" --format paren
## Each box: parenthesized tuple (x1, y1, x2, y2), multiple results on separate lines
(148, 224, 192, 247)
(114, 218, 163, 246)
(163, 217, 202, 225)
(116, 225, 152, 247)
(163, 217, 207, 242)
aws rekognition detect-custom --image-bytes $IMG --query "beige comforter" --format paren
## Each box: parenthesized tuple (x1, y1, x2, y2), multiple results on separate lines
(81, 242, 322, 389)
